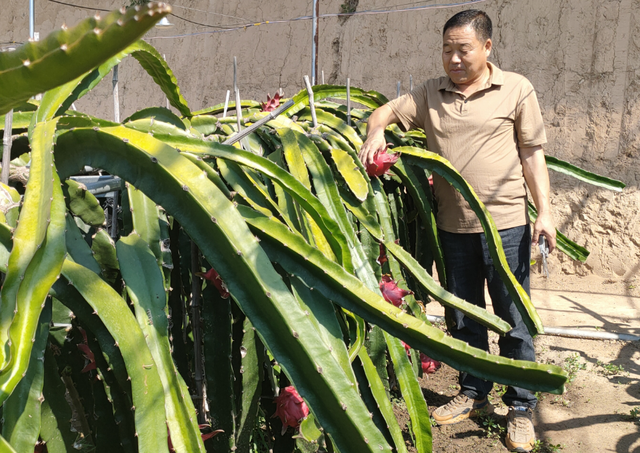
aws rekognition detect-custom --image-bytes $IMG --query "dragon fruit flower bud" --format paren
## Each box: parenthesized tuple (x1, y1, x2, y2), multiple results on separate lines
(366, 144, 399, 177)
(272, 386, 310, 434)
(379, 274, 413, 307)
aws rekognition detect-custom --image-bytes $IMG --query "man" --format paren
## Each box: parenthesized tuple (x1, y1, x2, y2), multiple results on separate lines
(357, 9, 556, 453)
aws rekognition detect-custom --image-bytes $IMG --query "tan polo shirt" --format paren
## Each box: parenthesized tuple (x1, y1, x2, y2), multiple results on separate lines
(387, 62, 547, 234)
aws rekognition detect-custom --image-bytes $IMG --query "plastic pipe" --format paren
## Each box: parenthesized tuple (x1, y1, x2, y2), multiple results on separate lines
(425, 315, 640, 342)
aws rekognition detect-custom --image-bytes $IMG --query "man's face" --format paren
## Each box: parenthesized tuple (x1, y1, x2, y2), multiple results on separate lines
(442, 25, 492, 87)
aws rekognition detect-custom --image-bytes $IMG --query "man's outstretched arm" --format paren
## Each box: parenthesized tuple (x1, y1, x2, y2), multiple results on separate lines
(520, 145, 557, 253)
(358, 104, 400, 166)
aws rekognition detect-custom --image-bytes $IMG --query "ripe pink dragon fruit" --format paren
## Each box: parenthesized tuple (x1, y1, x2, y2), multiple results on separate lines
(365, 144, 399, 177)
(401, 341, 441, 375)
(261, 92, 282, 112)
(197, 268, 229, 299)
(420, 353, 441, 374)
(379, 275, 413, 307)
(272, 386, 309, 434)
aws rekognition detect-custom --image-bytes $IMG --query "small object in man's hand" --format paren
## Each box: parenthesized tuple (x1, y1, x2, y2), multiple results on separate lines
(539, 235, 549, 278)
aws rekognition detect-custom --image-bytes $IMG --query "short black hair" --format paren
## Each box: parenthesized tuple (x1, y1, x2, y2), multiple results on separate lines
(443, 10, 492, 42)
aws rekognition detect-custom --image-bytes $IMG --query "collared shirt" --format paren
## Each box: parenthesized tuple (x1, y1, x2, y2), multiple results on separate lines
(387, 62, 547, 233)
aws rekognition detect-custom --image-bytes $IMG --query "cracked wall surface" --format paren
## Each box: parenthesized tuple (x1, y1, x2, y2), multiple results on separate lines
(2, 0, 639, 280)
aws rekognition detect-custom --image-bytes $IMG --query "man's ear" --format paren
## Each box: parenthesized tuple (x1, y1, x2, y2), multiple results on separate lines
(484, 38, 492, 56)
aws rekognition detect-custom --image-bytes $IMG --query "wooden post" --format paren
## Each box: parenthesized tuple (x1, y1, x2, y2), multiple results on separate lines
(346, 77, 351, 127)
(303, 75, 317, 128)
(2, 110, 13, 185)
(113, 65, 120, 123)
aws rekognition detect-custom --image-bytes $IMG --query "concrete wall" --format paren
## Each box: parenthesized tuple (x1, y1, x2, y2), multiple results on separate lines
(2, 0, 639, 280)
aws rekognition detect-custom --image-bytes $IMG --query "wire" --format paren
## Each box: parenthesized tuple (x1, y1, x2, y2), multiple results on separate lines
(170, 4, 254, 23)
(147, 0, 488, 40)
(45, 0, 488, 40)
(169, 12, 231, 29)
(48, 0, 110, 12)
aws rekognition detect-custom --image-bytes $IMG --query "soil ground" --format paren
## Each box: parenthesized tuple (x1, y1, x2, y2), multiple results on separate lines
(398, 272, 640, 453)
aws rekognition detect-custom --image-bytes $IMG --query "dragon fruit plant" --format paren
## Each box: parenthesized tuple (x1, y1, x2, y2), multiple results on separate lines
(0, 5, 624, 452)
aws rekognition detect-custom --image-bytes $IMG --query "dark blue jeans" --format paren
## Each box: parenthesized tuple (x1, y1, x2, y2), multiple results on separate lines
(439, 225, 537, 409)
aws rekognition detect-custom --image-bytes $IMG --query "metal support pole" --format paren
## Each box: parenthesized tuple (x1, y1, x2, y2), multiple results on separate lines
(29, 0, 35, 40)
(222, 99, 294, 146)
(233, 57, 242, 129)
(2, 110, 13, 185)
(396, 81, 401, 98)
(112, 65, 120, 123)
(346, 77, 351, 127)
(410, 74, 414, 91)
(235, 89, 243, 131)
(311, 0, 319, 85)
(321, 70, 325, 85)
(233, 56, 238, 99)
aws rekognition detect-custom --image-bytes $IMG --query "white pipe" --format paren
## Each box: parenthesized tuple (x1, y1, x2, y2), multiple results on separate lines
(543, 327, 640, 342)
(425, 315, 640, 342)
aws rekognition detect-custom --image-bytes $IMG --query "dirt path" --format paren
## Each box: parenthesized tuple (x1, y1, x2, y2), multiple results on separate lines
(412, 274, 640, 452)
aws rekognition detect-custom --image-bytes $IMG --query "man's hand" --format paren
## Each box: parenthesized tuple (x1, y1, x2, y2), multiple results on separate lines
(358, 132, 387, 167)
(532, 211, 556, 253)
(520, 145, 556, 253)
(357, 104, 400, 166)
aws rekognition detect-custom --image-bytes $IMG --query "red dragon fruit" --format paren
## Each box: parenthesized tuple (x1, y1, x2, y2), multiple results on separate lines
(401, 341, 441, 375)
(365, 144, 399, 177)
(197, 268, 229, 299)
(379, 275, 413, 307)
(420, 353, 441, 374)
(261, 92, 282, 112)
(272, 386, 309, 434)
